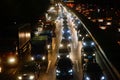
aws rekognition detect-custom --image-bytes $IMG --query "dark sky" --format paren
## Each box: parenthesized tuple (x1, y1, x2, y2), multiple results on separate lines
(0, 0, 50, 25)
(0, 0, 119, 25)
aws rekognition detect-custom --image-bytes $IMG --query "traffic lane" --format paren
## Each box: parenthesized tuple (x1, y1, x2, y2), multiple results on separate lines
(0, 66, 18, 80)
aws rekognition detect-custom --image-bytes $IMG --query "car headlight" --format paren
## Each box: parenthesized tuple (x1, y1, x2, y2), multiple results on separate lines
(91, 42, 95, 46)
(29, 75, 35, 80)
(83, 54, 87, 57)
(101, 76, 105, 80)
(85, 34, 89, 37)
(60, 44, 63, 48)
(67, 30, 70, 33)
(85, 76, 90, 80)
(8, 57, 16, 64)
(62, 31, 64, 34)
(68, 69, 73, 73)
(56, 69, 61, 76)
(66, 55, 70, 58)
(0, 66, 2, 73)
(68, 36, 71, 39)
(79, 34, 82, 37)
(47, 44, 51, 49)
(67, 44, 71, 47)
(30, 57, 35, 61)
(92, 53, 95, 56)
(57, 55, 60, 58)
(83, 42, 86, 46)
(56, 70, 60, 73)
(42, 56, 46, 60)
(18, 76, 22, 80)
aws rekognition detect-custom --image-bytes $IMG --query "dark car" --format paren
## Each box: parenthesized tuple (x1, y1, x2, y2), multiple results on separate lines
(83, 62, 106, 80)
(56, 57, 73, 79)
(81, 48, 96, 64)
(62, 27, 71, 40)
(59, 39, 71, 52)
(30, 39, 48, 68)
(57, 53, 70, 59)
(16, 61, 39, 80)
(58, 40, 70, 59)
(82, 36, 96, 52)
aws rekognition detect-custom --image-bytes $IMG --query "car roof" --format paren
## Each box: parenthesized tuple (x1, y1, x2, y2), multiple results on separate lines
(84, 62, 102, 73)
(57, 58, 73, 68)
(19, 61, 38, 72)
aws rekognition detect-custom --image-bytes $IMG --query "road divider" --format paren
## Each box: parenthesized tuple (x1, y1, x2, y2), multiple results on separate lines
(46, 60, 51, 73)
(75, 60, 79, 72)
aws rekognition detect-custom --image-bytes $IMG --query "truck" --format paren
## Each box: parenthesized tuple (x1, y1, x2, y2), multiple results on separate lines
(30, 36, 48, 70)
(0, 23, 31, 73)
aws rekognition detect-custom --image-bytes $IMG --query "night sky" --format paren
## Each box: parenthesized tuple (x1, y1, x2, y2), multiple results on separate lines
(0, 0, 119, 26)
(0, 0, 50, 25)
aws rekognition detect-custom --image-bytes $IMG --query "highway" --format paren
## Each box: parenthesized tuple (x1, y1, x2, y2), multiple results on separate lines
(0, 1, 119, 80)
(37, 8, 83, 79)
(6, 2, 119, 80)
(38, 2, 120, 80)
(59, 2, 120, 80)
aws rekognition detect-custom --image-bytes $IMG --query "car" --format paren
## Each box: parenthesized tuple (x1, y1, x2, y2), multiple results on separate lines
(30, 39, 48, 68)
(58, 49, 70, 58)
(58, 48, 70, 59)
(77, 26, 88, 40)
(81, 48, 96, 64)
(82, 36, 96, 52)
(77, 32, 89, 41)
(58, 39, 70, 59)
(63, 14, 67, 20)
(83, 62, 106, 80)
(56, 57, 73, 79)
(16, 61, 39, 80)
(59, 39, 71, 52)
(0, 39, 19, 73)
(63, 20, 68, 25)
(73, 17, 80, 27)
(62, 28, 71, 40)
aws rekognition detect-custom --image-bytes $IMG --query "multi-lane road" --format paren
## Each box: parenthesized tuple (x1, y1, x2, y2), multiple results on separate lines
(37, 4, 84, 80)
(38, 2, 120, 80)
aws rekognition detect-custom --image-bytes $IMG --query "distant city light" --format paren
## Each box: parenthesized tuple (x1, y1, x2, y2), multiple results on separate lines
(0, 67, 2, 73)
(97, 8, 100, 12)
(106, 17, 112, 20)
(14, 22, 17, 24)
(106, 22, 112, 26)
(98, 19, 104, 22)
(99, 26, 107, 30)
(31, 57, 34, 61)
(88, 17, 91, 19)
(117, 41, 120, 45)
